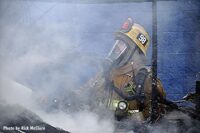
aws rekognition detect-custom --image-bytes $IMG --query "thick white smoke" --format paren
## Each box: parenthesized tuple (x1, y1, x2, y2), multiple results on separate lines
(0, 23, 115, 132)
(0, 1, 199, 133)
(0, 0, 115, 130)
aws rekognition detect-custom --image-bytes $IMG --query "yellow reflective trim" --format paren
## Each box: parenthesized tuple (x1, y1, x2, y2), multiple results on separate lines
(128, 110, 139, 114)
(109, 100, 119, 110)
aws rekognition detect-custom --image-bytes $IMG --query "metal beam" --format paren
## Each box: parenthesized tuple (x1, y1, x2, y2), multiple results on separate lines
(151, 0, 159, 123)
(6, 0, 177, 4)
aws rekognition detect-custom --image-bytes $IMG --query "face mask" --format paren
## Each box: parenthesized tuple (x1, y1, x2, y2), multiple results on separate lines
(106, 39, 138, 67)
(106, 40, 127, 64)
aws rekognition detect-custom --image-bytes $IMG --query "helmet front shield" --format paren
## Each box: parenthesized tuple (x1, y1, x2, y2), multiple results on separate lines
(106, 40, 128, 63)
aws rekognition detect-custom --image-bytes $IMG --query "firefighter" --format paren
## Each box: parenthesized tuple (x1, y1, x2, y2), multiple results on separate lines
(102, 17, 166, 121)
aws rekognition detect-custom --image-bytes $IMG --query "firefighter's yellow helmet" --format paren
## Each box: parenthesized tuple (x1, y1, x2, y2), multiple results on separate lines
(115, 18, 150, 55)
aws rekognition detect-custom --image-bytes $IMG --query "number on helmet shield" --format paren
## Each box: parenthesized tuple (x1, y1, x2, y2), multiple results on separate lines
(137, 33, 148, 46)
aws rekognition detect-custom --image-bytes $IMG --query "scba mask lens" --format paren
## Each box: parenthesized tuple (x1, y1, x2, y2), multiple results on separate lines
(106, 40, 127, 63)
